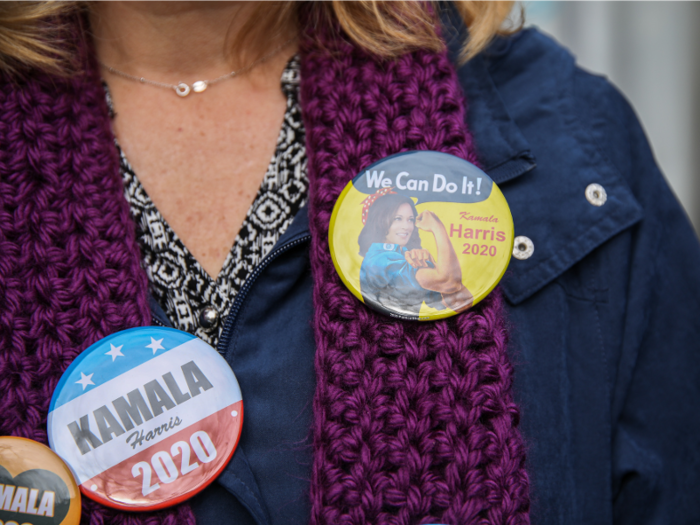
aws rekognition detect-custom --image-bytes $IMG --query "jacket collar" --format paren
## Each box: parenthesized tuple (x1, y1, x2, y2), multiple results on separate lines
(459, 53, 538, 185)
(442, 10, 643, 305)
(442, 9, 537, 184)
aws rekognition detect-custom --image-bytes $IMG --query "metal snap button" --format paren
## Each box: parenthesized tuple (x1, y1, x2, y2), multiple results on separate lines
(585, 183, 607, 206)
(199, 306, 219, 329)
(512, 236, 534, 260)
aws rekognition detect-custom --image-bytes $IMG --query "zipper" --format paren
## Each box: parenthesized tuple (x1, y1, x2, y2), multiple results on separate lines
(216, 233, 312, 355)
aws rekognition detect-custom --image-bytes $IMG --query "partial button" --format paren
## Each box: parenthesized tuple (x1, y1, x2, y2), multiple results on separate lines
(200, 306, 219, 329)
(512, 236, 534, 260)
(585, 183, 607, 206)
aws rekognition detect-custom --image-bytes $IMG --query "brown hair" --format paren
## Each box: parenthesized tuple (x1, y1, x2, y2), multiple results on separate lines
(358, 194, 422, 257)
(0, 1, 80, 75)
(0, 1, 519, 76)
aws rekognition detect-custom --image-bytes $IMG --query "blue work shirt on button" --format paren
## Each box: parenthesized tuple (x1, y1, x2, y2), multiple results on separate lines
(360, 243, 446, 315)
(148, 12, 700, 525)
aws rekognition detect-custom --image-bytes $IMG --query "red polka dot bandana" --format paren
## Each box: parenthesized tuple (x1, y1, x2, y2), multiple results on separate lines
(361, 188, 397, 224)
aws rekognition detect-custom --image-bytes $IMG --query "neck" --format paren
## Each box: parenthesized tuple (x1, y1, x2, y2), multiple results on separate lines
(89, 1, 296, 81)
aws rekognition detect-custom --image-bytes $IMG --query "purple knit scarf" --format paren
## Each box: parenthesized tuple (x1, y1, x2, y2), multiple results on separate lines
(0, 44, 194, 524)
(300, 26, 529, 525)
(0, 16, 528, 525)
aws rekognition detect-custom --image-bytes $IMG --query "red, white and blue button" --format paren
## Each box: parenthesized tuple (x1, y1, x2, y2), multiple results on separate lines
(47, 327, 243, 511)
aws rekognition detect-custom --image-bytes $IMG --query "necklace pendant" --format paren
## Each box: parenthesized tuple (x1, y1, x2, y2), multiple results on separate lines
(175, 83, 191, 97)
(192, 81, 208, 93)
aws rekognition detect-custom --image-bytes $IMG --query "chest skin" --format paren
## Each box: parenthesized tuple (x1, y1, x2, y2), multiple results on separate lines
(106, 53, 295, 279)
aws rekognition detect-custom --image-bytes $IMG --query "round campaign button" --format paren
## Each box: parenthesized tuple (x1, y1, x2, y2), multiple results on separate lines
(329, 151, 514, 321)
(0, 436, 81, 525)
(47, 327, 243, 511)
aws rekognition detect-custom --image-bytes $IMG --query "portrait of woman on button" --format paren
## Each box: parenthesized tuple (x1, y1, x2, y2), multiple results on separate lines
(358, 190, 472, 317)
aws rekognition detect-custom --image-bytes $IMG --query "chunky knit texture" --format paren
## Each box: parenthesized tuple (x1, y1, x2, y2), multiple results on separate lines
(0, 57, 196, 525)
(0, 17, 528, 525)
(300, 28, 530, 525)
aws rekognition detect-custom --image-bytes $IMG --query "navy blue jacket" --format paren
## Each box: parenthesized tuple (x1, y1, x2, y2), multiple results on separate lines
(151, 25, 700, 525)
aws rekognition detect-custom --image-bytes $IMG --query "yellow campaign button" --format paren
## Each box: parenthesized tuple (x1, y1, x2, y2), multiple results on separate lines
(329, 151, 513, 321)
(0, 436, 81, 525)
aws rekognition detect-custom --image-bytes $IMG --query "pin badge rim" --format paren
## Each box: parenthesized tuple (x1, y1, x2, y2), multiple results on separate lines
(329, 150, 514, 321)
(47, 326, 244, 512)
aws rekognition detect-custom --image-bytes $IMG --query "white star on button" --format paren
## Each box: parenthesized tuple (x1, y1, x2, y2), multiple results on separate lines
(146, 337, 165, 355)
(76, 372, 95, 390)
(105, 344, 124, 362)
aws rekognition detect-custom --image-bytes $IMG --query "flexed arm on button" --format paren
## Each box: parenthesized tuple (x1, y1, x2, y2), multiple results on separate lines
(415, 210, 473, 312)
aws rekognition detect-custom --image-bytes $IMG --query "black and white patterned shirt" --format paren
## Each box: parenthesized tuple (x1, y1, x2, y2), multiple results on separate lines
(110, 57, 307, 347)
